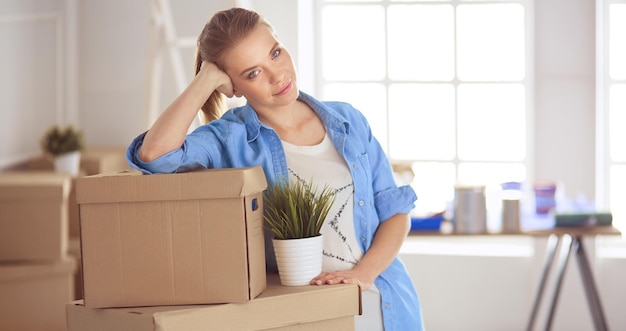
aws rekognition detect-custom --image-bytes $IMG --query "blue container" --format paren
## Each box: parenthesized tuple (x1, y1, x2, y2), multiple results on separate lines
(410, 215, 444, 231)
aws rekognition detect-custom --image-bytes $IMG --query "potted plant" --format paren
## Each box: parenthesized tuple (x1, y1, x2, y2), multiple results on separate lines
(40, 124, 85, 176)
(263, 178, 335, 286)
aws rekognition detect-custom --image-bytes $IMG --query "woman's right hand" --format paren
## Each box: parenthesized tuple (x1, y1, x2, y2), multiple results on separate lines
(199, 61, 235, 98)
(139, 60, 235, 162)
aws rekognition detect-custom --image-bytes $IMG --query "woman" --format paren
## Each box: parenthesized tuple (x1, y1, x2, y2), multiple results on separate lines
(127, 7, 424, 331)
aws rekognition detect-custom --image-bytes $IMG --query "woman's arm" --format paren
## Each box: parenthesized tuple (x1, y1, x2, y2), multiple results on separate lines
(311, 213, 410, 290)
(138, 62, 233, 162)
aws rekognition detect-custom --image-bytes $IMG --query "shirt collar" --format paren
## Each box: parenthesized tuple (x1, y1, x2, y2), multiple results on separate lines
(298, 91, 350, 136)
(240, 91, 350, 142)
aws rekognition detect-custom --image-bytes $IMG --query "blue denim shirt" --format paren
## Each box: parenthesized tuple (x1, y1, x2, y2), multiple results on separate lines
(126, 91, 424, 330)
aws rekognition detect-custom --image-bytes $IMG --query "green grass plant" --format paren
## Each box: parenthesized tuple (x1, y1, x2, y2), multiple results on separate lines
(263, 178, 335, 240)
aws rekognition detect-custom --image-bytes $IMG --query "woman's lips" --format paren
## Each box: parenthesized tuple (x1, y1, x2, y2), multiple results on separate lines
(274, 80, 292, 96)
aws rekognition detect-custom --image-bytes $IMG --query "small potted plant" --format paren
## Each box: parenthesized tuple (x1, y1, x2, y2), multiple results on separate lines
(263, 178, 335, 286)
(40, 124, 85, 176)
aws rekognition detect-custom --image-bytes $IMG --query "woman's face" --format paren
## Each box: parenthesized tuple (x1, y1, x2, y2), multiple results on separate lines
(220, 24, 299, 112)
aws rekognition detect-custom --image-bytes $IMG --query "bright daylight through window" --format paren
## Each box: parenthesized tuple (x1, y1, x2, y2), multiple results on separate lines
(607, 2, 626, 231)
(316, 0, 529, 222)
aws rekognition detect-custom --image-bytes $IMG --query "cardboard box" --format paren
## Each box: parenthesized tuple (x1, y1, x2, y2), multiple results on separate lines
(1, 257, 77, 331)
(66, 274, 361, 331)
(77, 167, 268, 308)
(28, 147, 129, 238)
(68, 237, 83, 299)
(28, 146, 129, 176)
(0, 172, 71, 262)
(68, 176, 81, 237)
(79, 146, 130, 175)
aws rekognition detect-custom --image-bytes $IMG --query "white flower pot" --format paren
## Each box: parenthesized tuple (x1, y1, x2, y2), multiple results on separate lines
(272, 235, 323, 286)
(54, 151, 80, 176)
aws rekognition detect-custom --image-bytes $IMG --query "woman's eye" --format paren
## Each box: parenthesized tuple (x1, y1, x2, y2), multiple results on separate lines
(272, 49, 281, 59)
(248, 70, 260, 79)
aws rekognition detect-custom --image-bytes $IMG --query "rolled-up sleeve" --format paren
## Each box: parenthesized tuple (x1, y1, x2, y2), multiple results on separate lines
(374, 185, 417, 222)
(126, 132, 187, 174)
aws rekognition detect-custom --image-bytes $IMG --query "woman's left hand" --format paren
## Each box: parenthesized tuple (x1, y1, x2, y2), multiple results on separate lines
(310, 268, 375, 291)
(310, 213, 411, 292)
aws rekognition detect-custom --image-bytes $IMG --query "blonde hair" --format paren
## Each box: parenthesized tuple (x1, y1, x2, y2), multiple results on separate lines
(195, 7, 273, 123)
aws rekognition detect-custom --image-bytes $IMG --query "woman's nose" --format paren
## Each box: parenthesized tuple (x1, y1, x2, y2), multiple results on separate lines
(268, 69, 284, 85)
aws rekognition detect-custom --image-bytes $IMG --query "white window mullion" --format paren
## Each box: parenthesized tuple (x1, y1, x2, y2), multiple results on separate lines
(316, 0, 530, 218)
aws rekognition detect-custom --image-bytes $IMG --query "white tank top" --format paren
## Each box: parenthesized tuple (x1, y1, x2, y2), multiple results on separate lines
(281, 134, 362, 271)
(282, 133, 384, 331)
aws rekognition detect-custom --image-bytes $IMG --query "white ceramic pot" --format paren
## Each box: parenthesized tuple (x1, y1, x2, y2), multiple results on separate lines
(54, 151, 80, 176)
(272, 235, 323, 286)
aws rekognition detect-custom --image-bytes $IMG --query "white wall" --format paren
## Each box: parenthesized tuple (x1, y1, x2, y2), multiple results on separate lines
(0, 0, 70, 168)
(78, 0, 150, 148)
(534, 0, 596, 202)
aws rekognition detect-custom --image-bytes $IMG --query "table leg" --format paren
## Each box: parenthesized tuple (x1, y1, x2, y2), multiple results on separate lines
(574, 236, 609, 331)
(526, 234, 559, 331)
(544, 234, 574, 331)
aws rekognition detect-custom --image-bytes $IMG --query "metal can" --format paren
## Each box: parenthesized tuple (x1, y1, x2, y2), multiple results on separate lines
(453, 185, 487, 234)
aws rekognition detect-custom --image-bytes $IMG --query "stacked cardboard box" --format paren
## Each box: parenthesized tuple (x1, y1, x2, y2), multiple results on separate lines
(75, 167, 268, 308)
(67, 274, 361, 330)
(1, 258, 77, 331)
(0, 172, 70, 262)
(70, 166, 361, 329)
(27, 146, 129, 238)
(27, 146, 129, 175)
(0, 172, 77, 331)
(27, 146, 129, 300)
(68, 237, 83, 301)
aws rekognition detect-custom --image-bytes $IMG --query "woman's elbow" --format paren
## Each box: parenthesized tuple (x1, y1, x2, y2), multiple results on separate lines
(137, 146, 161, 163)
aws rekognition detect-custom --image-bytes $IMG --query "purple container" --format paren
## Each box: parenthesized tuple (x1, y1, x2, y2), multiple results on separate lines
(533, 182, 556, 214)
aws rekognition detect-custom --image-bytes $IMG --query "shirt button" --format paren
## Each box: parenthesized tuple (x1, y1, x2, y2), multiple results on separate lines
(353, 164, 358, 170)
(358, 200, 364, 206)
(360, 236, 366, 242)
(385, 303, 391, 309)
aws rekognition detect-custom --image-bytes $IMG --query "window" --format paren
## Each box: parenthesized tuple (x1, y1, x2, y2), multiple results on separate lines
(315, 0, 532, 220)
(599, 0, 626, 233)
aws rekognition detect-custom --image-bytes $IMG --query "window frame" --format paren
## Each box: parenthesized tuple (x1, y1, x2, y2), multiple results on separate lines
(312, 0, 535, 221)
(597, 0, 626, 219)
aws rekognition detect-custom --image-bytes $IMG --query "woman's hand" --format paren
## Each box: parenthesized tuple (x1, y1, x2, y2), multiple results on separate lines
(311, 267, 376, 291)
(139, 60, 236, 162)
(200, 61, 235, 98)
(310, 213, 411, 292)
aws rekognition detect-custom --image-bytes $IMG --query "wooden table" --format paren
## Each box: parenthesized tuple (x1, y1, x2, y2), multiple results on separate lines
(409, 225, 621, 331)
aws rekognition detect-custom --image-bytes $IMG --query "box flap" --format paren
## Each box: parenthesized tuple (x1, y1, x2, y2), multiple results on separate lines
(76, 166, 267, 204)
(0, 172, 71, 201)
